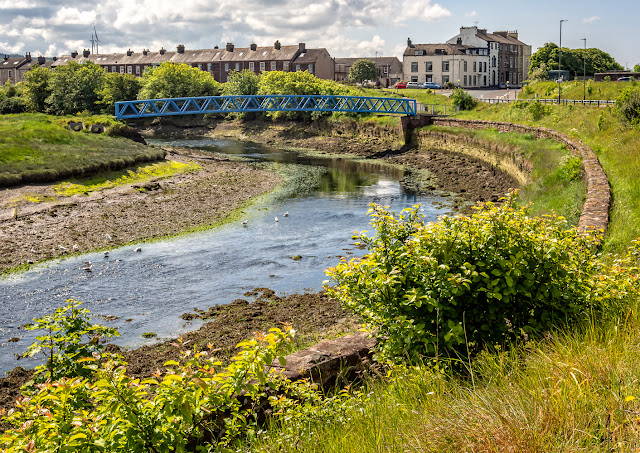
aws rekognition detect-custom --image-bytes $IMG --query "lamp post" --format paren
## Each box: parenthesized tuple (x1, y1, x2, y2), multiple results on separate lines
(581, 38, 586, 101)
(558, 19, 567, 103)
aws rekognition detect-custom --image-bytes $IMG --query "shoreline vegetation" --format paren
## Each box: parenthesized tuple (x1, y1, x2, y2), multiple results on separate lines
(4, 76, 638, 449)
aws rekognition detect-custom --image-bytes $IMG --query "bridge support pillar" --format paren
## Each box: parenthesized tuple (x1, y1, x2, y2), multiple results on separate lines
(401, 114, 434, 145)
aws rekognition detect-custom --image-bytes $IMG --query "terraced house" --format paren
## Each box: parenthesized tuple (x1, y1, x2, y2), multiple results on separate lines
(51, 41, 334, 82)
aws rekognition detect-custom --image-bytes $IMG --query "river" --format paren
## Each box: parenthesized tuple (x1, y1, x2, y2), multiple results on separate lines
(0, 137, 452, 373)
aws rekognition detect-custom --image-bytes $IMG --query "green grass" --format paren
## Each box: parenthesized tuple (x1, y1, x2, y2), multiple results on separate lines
(0, 113, 165, 186)
(53, 161, 201, 196)
(453, 102, 639, 255)
(362, 87, 451, 106)
(520, 79, 635, 101)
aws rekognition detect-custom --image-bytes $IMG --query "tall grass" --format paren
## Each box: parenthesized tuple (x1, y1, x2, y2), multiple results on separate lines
(521, 80, 635, 101)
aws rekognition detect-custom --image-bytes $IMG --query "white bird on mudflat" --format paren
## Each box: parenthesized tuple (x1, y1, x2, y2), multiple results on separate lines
(105, 233, 112, 241)
(58, 245, 67, 251)
(242, 220, 248, 225)
(283, 211, 289, 217)
(72, 244, 79, 251)
(134, 247, 142, 253)
(275, 216, 279, 222)
(103, 251, 109, 258)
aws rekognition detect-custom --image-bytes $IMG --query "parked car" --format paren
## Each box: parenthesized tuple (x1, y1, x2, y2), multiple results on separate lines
(422, 82, 441, 89)
(617, 76, 631, 82)
(406, 82, 422, 89)
(393, 81, 407, 89)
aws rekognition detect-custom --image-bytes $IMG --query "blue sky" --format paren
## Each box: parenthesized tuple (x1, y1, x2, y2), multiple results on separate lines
(0, 0, 636, 69)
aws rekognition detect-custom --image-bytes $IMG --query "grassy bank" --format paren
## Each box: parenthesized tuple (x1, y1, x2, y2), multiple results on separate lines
(0, 113, 164, 187)
(454, 102, 639, 254)
(520, 79, 634, 101)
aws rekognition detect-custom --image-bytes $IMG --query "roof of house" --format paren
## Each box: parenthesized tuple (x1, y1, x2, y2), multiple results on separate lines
(403, 43, 468, 57)
(0, 56, 27, 70)
(334, 57, 401, 66)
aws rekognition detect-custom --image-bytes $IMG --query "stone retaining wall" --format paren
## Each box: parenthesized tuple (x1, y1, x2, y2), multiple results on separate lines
(431, 118, 610, 235)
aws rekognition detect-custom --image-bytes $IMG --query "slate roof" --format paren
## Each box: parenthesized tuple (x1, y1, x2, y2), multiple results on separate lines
(403, 43, 468, 57)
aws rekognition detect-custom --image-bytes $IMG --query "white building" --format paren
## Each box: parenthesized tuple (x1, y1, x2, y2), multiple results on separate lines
(402, 39, 491, 88)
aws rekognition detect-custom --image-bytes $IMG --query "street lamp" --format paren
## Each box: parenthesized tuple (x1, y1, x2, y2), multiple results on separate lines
(558, 19, 568, 103)
(581, 38, 586, 101)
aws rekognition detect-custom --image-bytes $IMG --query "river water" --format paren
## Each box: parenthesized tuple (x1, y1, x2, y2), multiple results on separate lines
(0, 138, 452, 374)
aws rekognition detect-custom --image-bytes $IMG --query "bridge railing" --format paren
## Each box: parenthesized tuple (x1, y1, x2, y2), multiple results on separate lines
(416, 103, 460, 115)
(115, 95, 417, 120)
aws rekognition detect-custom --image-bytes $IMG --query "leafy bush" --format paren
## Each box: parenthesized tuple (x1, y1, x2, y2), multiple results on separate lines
(1, 304, 319, 452)
(223, 69, 260, 96)
(450, 87, 477, 111)
(528, 100, 550, 120)
(23, 300, 119, 381)
(616, 86, 640, 126)
(46, 61, 106, 115)
(0, 95, 26, 114)
(327, 195, 607, 363)
(138, 62, 222, 100)
(97, 72, 142, 112)
(443, 81, 455, 89)
(529, 63, 549, 82)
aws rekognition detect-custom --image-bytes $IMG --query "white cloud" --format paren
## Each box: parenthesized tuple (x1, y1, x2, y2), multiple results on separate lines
(465, 10, 478, 17)
(54, 7, 96, 25)
(582, 16, 600, 24)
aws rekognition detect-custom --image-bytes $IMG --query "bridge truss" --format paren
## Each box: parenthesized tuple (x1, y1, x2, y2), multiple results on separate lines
(115, 94, 417, 120)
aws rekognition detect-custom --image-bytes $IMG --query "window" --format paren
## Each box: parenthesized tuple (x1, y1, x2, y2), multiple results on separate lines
(463, 60, 467, 72)
(510, 57, 513, 67)
(383, 65, 388, 74)
(207, 63, 212, 71)
(414, 50, 421, 56)
(111, 66, 116, 72)
(127, 66, 132, 74)
(295, 64, 301, 71)
(235, 63, 240, 71)
(249, 62, 254, 71)
(473, 61, 476, 72)
(225, 63, 229, 72)
(483, 62, 487, 72)
(411, 62, 418, 72)
(425, 61, 432, 72)
(283, 62, 289, 71)
(8, 70, 11, 79)
(119, 66, 124, 74)
(510, 45, 514, 52)
(411, 76, 418, 82)
(260, 62, 265, 72)
(442, 75, 449, 83)
(198, 63, 202, 70)
(136, 65, 140, 75)
(308, 63, 314, 74)
(483, 75, 487, 86)
(492, 56, 496, 67)
(426, 75, 432, 82)
(442, 61, 449, 72)
(271, 61, 276, 71)
(473, 75, 477, 86)
(464, 75, 467, 85)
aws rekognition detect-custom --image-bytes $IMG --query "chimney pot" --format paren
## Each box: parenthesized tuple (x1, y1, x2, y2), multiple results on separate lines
(25, 52, 32, 61)
(214, 45, 219, 49)
(126, 49, 133, 56)
(160, 47, 166, 55)
(274, 40, 281, 50)
(250, 43, 257, 51)
(177, 44, 185, 54)
(83, 49, 90, 58)
(225, 42, 234, 52)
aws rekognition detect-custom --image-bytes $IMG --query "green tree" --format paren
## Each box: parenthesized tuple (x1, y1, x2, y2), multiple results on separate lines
(138, 62, 222, 99)
(46, 61, 106, 115)
(0, 81, 26, 113)
(22, 64, 51, 112)
(529, 62, 549, 81)
(98, 72, 142, 112)
(529, 42, 623, 77)
(450, 87, 477, 110)
(349, 59, 378, 84)
(634, 64, 640, 73)
(616, 86, 640, 126)
(222, 69, 260, 95)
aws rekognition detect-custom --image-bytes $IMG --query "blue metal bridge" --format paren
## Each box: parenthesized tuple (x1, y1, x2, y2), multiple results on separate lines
(115, 94, 417, 120)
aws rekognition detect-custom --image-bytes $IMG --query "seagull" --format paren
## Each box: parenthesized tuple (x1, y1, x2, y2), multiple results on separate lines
(103, 251, 109, 258)
(242, 220, 248, 225)
(275, 216, 279, 222)
(72, 244, 79, 251)
(83, 260, 91, 266)
(58, 245, 67, 251)
(283, 211, 289, 217)
(82, 261, 92, 272)
(134, 247, 142, 252)
(105, 233, 112, 241)
(30, 248, 36, 254)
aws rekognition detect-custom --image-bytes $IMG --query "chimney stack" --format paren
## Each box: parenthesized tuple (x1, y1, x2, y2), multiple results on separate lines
(25, 52, 32, 62)
(225, 42, 234, 52)
(274, 40, 281, 50)
(83, 49, 90, 58)
(298, 42, 306, 53)
(177, 44, 185, 54)
(407, 38, 413, 48)
(250, 43, 257, 51)
(37, 56, 45, 65)
(126, 49, 133, 56)
(159, 47, 166, 55)
(52, 56, 57, 61)
(71, 50, 78, 58)
(143, 49, 148, 56)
